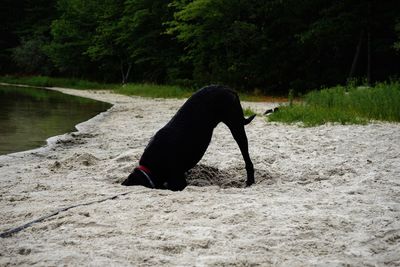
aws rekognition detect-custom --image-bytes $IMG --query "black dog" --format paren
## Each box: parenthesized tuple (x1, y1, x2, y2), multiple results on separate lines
(121, 85, 256, 191)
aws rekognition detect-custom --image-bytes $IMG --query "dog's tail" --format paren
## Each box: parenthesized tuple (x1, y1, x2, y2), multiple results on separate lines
(244, 114, 256, 125)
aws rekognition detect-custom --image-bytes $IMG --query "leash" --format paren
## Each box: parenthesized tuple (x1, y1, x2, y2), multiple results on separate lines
(137, 169, 155, 188)
(0, 190, 136, 238)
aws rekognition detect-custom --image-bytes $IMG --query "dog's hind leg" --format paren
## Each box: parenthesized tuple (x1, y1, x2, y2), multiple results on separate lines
(222, 92, 255, 186)
(226, 124, 255, 186)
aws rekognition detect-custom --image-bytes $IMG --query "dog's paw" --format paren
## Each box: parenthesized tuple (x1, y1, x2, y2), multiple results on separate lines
(245, 180, 254, 187)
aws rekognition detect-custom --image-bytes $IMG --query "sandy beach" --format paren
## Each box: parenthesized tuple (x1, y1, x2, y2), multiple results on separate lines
(1, 87, 399, 266)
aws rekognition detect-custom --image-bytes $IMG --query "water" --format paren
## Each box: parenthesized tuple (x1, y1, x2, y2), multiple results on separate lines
(0, 85, 111, 155)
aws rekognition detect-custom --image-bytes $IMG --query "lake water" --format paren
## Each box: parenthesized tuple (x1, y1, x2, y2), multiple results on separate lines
(0, 85, 111, 155)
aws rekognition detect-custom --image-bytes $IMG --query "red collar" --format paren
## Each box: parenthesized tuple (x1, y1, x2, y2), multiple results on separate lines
(137, 165, 151, 174)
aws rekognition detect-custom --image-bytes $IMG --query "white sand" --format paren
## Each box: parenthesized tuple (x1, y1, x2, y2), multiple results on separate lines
(0, 88, 399, 266)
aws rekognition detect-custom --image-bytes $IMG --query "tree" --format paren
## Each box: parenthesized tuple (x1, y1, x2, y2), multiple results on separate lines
(12, 37, 53, 75)
(83, 0, 130, 83)
(298, 0, 400, 86)
(168, 0, 310, 92)
(394, 22, 400, 51)
(45, 0, 100, 79)
(118, 0, 184, 83)
(0, 0, 56, 74)
(47, 0, 183, 83)
(168, 0, 260, 88)
(85, 0, 177, 83)
(0, 0, 24, 73)
(2, 0, 399, 91)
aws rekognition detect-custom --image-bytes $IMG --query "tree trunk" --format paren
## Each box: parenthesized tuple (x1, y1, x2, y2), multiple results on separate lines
(125, 62, 132, 84)
(367, 1, 372, 85)
(348, 30, 364, 81)
(120, 60, 132, 84)
(120, 60, 126, 84)
(367, 31, 371, 85)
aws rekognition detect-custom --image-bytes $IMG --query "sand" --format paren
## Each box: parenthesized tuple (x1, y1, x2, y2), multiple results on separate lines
(0, 87, 399, 266)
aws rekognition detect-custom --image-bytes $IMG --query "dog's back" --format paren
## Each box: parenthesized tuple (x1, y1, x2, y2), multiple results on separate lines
(167, 85, 239, 129)
(140, 86, 244, 174)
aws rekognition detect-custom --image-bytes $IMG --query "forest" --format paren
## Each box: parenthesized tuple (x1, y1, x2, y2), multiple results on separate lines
(1, 0, 399, 94)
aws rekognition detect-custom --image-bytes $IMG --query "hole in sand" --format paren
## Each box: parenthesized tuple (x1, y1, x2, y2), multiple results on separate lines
(186, 164, 274, 188)
(114, 164, 275, 188)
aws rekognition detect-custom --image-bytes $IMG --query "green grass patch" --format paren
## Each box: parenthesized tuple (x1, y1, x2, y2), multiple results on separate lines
(269, 82, 400, 126)
(269, 104, 367, 126)
(239, 93, 265, 102)
(243, 107, 257, 117)
(115, 83, 193, 99)
(237, 91, 284, 102)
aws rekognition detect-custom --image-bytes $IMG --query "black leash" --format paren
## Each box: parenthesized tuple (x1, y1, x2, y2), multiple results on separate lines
(0, 191, 134, 238)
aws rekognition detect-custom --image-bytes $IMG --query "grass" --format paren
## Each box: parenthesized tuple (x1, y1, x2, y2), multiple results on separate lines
(0, 75, 192, 98)
(243, 107, 257, 117)
(238, 89, 288, 102)
(0, 75, 269, 101)
(116, 83, 193, 98)
(0, 85, 112, 106)
(269, 82, 400, 126)
(0, 75, 114, 90)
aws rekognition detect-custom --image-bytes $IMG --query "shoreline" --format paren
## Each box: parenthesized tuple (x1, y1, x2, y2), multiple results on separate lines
(0, 83, 115, 158)
(1, 87, 399, 266)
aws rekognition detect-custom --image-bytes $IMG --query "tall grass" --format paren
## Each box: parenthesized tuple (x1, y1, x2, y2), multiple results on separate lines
(269, 82, 400, 126)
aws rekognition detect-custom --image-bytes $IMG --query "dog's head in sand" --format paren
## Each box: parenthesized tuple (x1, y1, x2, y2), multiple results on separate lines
(121, 166, 158, 189)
